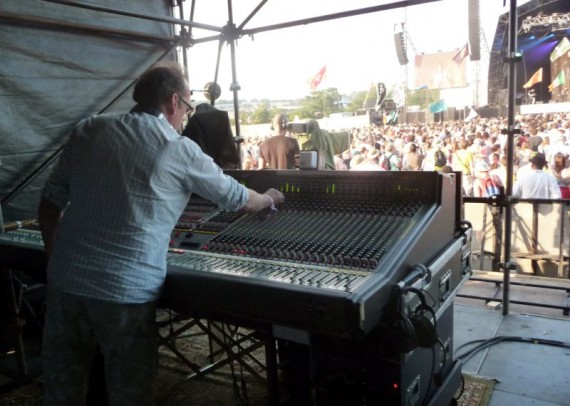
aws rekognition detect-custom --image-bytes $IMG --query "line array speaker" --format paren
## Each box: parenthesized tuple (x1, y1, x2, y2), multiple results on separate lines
(394, 32, 408, 65)
(468, 0, 481, 61)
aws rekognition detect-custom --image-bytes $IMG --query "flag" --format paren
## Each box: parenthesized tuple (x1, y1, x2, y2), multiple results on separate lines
(309, 65, 327, 91)
(550, 38, 570, 62)
(453, 43, 470, 64)
(548, 71, 566, 92)
(429, 99, 446, 113)
(465, 107, 479, 122)
(523, 68, 543, 89)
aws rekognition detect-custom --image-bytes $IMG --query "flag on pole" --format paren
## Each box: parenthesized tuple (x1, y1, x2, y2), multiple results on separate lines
(453, 43, 470, 64)
(523, 68, 543, 89)
(465, 107, 479, 122)
(548, 71, 566, 92)
(429, 99, 446, 113)
(550, 38, 570, 62)
(309, 65, 327, 91)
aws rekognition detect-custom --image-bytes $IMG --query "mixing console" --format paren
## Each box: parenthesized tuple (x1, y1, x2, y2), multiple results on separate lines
(0, 225, 43, 250)
(0, 171, 466, 338)
(0, 170, 469, 405)
(164, 170, 464, 338)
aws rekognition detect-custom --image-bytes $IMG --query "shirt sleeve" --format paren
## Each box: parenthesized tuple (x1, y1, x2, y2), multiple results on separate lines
(549, 177, 562, 199)
(177, 138, 248, 212)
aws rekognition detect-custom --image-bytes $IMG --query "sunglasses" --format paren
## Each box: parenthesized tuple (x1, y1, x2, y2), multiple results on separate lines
(178, 95, 194, 114)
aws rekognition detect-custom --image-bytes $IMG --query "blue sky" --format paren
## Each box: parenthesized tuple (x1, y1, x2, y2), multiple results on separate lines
(182, 0, 531, 101)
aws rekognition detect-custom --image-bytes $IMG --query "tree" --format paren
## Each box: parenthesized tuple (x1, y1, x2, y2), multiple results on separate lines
(405, 88, 440, 110)
(249, 99, 271, 124)
(292, 87, 343, 120)
(345, 90, 369, 113)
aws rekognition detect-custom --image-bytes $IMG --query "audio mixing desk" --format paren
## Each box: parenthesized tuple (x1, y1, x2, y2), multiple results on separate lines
(0, 170, 471, 405)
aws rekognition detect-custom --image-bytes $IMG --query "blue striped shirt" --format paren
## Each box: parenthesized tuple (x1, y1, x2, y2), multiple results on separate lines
(42, 111, 248, 303)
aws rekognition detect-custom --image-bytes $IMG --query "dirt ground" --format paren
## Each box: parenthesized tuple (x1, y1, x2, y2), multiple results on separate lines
(0, 311, 271, 406)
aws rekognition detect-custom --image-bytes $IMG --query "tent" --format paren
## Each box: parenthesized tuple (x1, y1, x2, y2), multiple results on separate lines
(1, 0, 450, 221)
(0, 0, 534, 315)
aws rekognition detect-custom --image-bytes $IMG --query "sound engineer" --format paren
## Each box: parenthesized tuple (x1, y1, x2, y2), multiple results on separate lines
(37, 62, 284, 406)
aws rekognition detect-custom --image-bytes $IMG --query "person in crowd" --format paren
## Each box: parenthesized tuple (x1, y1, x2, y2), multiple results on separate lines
(334, 153, 348, 170)
(472, 161, 503, 197)
(258, 114, 300, 169)
(547, 152, 570, 185)
(452, 139, 475, 196)
(517, 140, 533, 167)
(402, 143, 423, 171)
(380, 143, 400, 170)
(512, 153, 561, 199)
(490, 155, 509, 189)
(38, 63, 285, 405)
(350, 148, 383, 171)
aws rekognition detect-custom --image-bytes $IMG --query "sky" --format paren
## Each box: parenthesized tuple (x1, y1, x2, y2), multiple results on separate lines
(180, 0, 533, 102)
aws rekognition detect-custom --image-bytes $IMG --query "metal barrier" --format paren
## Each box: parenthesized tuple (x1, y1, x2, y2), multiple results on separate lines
(461, 197, 570, 313)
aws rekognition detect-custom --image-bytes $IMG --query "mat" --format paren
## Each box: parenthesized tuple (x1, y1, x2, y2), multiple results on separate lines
(456, 372, 497, 406)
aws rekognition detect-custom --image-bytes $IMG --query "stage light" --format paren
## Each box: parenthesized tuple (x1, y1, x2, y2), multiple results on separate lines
(520, 12, 570, 35)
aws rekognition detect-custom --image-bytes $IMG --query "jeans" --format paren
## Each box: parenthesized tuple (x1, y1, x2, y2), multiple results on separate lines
(42, 288, 157, 406)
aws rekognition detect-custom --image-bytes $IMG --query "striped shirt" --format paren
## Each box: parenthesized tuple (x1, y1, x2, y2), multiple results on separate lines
(42, 111, 248, 303)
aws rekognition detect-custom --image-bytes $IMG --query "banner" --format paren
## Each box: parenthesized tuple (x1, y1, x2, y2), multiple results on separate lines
(415, 52, 467, 89)
(453, 43, 470, 64)
(309, 65, 327, 91)
(523, 68, 543, 89)
(548, 71, 566, 92)
(429, 99, 446, 113)
(550, 38, 570, 63)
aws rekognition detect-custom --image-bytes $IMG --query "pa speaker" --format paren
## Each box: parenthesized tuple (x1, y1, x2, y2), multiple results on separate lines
(468, 0, 481, 61)
(394, 32, 408, 65)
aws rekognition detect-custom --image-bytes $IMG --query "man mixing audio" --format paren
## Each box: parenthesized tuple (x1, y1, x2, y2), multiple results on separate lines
(38, 63, 284, 405)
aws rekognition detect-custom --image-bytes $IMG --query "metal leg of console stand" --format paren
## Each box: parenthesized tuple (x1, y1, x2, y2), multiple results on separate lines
(157, 314, 274, 405)
(264, 335, 279, 406)
(1, 269, 29, 377)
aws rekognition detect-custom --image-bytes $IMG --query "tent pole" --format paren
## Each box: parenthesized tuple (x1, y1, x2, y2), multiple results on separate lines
(502, 0, 521, 316)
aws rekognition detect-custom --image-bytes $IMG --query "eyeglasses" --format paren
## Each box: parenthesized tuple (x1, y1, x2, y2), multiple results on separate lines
(178, 95, 194, 114)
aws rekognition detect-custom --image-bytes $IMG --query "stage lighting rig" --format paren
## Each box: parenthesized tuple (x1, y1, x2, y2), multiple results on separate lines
(520, 13, 570, 34)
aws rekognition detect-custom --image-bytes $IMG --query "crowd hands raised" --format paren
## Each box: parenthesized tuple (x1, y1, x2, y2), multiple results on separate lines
(240, 112, 570, 199)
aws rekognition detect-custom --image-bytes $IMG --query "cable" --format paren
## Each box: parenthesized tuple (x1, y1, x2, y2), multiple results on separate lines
(454, 374, 466, 402)
(456, 335, 570, 363)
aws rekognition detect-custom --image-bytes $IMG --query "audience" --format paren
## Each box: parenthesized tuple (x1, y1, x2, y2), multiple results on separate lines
(239, 112, 570, 198)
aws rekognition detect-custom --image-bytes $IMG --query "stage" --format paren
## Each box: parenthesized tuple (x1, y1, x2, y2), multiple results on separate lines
(520, 101, 570, 115)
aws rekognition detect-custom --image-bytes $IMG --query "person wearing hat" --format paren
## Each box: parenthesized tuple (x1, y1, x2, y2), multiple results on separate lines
(513, 153, 561, 199)
(473, 160, 503, 198)
(350, 149, 383, 171)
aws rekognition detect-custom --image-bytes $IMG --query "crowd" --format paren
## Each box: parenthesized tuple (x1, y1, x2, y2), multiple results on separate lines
(240, 112, 570, 199)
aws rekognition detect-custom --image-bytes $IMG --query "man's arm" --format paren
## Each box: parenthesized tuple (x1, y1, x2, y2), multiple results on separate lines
(38, 198, 64, 257)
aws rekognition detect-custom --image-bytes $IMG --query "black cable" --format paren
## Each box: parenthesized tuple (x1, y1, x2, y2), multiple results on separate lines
(420, 345, 437, 406)
(454, 373, 466, 401)
(456, 335, 570, 364)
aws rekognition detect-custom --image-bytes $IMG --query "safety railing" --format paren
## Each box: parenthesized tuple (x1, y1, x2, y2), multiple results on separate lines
(461, 196, 570, 314)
